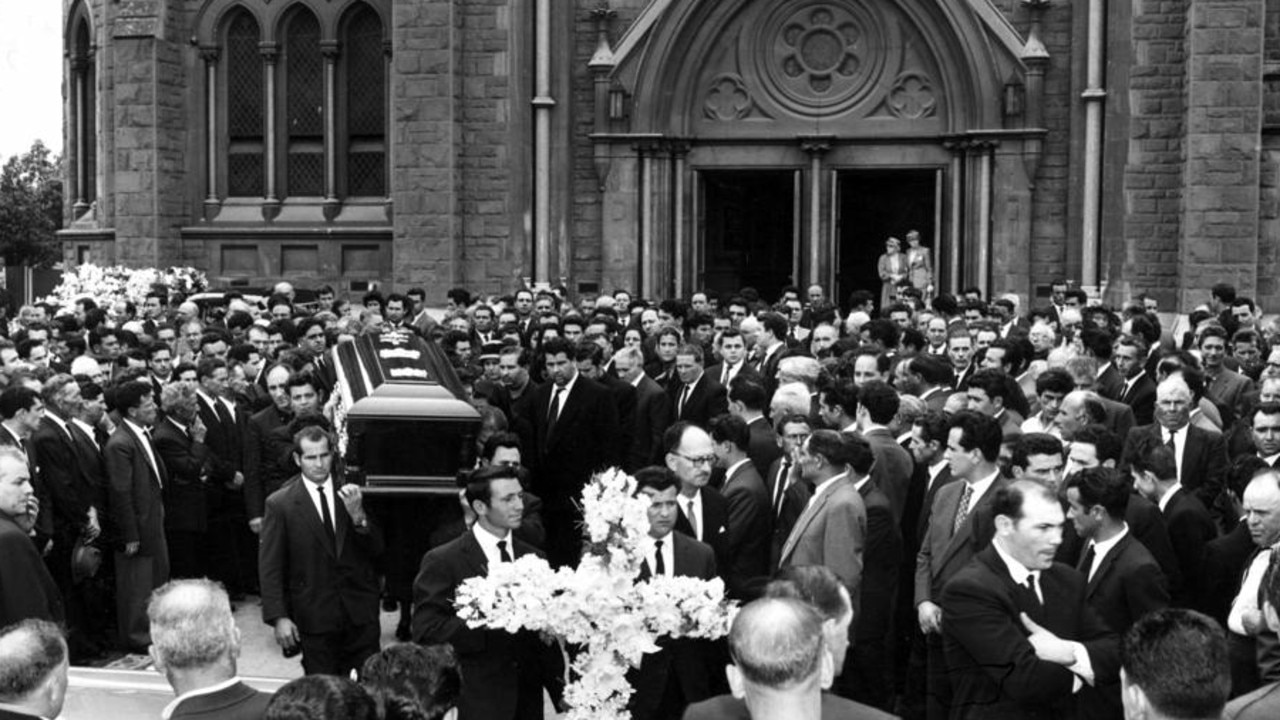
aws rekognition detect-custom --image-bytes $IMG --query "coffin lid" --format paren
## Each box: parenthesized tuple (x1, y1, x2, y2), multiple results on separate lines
(332, 330, 480, 422)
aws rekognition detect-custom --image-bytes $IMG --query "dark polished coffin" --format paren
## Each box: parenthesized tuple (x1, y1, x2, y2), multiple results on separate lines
(332, 330, 480, 496)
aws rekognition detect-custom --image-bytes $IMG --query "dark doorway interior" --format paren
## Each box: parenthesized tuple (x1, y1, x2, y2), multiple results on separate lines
(701, 171, 794, 302)
(837, 170, 938, 309)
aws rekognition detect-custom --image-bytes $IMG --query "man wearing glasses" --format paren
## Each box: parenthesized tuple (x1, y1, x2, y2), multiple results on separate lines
(664, 422, 729, 574)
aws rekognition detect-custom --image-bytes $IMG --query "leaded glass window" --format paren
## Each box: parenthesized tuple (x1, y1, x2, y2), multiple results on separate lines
(285, 10, 324, 196)
(344, 8, 386, 197)
(226, 11, 263, 197)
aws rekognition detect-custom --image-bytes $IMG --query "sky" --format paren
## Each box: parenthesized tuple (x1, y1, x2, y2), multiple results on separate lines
(0, 2, 64, 163)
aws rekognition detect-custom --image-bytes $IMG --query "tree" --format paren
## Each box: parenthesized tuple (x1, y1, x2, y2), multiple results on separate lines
(0, 140, 63, 268)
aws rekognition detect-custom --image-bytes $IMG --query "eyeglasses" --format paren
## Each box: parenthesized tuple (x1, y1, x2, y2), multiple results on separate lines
(676, 453, 716, 466)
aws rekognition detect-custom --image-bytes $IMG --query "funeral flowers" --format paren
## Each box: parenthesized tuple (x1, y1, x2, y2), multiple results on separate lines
(41, 263, 208, 309)
(455, 468, 735, 720)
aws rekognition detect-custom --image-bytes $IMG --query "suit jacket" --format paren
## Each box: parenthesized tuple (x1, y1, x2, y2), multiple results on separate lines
(104, 423, 169, 554)
(779, 474, 867, 616)
(681, 691, 897, 720)
(1122, 423, 1226, 514)
(168, 680, 272, 720)
(413, 529, 549, 720)
(259, 474, 384, 634)
(0, 512, 63, 627)
(862, 427, 914, 524)
(675, 486, 730, 567)
(519, 376, 620, 509)
(719, 461, 771, 599)
(65, 421, 109, 540)
(1226, 680, 1280, 720)
(1201, 521, 1253, 626)
(1095, 363, 1124, 402)
(244, 405, 290, 520)
(914, 476, 1007, 606)
(668, 373, 728, 429)
(196, 394, 245, 486)
(151, 417, 211, 534)
(0, 710, 43, 720)
(1079, 531, 1170, 640)
(1155, 488, 1219, 610)
(1208, 368, 1255, 422)
(631, 532, 719, 720)
(1096, 396, 1135, 443)
(745, 416, 782, 483)
(1054, 493, 1182, 602)
(705, 362, 761, 390)
(941, 547, 1120, 720)
(598, 373, 637, 473)
(1119, 372, 1157, 427)
(857, 479, 902, 642)
(28, 415, 93, 541)
(629, 375, 671, 471)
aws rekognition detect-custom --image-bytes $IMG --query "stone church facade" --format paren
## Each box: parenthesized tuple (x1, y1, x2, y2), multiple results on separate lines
(59, 0, 1280, 310)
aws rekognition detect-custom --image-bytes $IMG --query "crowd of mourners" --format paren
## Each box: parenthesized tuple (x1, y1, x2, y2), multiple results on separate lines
(2, 275, 1280, 720)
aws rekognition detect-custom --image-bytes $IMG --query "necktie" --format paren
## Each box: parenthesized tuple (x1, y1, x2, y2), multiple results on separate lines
(497, 539, 512, 563)
(773, 461, 790, 516)
(721, 364, 731, 386)
(953, 482, 974, 536)
(316, 485, 335, 540)
(1079, 543, 1097, 580)
(546, 387, 563, 443)
(1165, 431, 1179, 480)
(654, 539, 665, 576)
(1024, 574, 1041, 605)
(685, 499, 699, 539)
(215, 399, 235, 428)
(678, 384, 691, 418)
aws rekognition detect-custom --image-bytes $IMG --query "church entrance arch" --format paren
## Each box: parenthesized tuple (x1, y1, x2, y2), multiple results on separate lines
(606, 0, 1030, 304)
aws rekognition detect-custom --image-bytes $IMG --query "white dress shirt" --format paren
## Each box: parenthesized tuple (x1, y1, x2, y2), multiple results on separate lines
(123, 418, 162, 485)
(644, 532, 675, 577)
(1156, 482, 1183, 513)
(679, 490, 704, 541)
(1082, 525, 1129, 582)
(959, 470, 1001, 517)
(1162, 425, 1187, 481)
(927, 460, 948, 491)
(808, 471, 851, 510)
(472, 523, 514, 569)
(1229, 547, 1273, 635)
(302, 475, 337, 533)
(71, 418, 99, 449)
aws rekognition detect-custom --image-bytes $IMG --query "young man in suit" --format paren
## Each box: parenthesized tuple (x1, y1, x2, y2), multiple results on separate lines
(259, 425, 383, 677)
(914, 411, 1006, 720)
(1064, 467, 1170, 719)
(1122, 609, 1232, 720)
(194, 357, 255, 598)
(614, 346, 671, 471)
(857, 381, 915, 524)
(1115, 336, 1157, 426)
(727, 376, 781, 479)
(1129, 441, 1218, 610)
(629, 466, 719, 720)
(778, 430, 866, 624)
(151, 382, 211, 581)
(517, 336, 619, 568)
(148, 579, 270, 720)
(106, 380, 170, 652)
(413, 465, 557, 720)
(708, 414, 771, 600)
(0, 619, 69, 720)
(941, 481, 1119, 719)
(668, 343, 728, 430)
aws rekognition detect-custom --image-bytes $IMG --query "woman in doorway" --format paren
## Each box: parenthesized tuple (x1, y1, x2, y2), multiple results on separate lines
(877, 236, 907, 310)
(905, 229, 934, 298)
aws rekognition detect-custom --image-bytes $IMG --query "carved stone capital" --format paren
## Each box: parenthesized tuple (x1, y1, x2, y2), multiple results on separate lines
(798, 134, 835, 155)
(199, 46, 220, 64)
(320, 40, 341, 60)
(259, 42, 280, 63)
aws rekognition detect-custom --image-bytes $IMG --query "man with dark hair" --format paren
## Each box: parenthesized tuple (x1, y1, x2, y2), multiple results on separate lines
(106, 380, 170, 652)
(361, 643, 463, 720)
(413, 464, 556, 720)
(706, 329, 759, 388)
(727, 375, 780, 476)
(778, 430, 867, 626)
(753, 312, 789, 396)
(517, 336, 619, 567)
(1201, 324, 1256, 422)
(766, 414, 813, 563)
(614, 346, 670, 472)
(941, 480, 1119, 718)
(1081, 327, 1123, 401)
(965, 367, 1023, 442)
(152, 382, 211, 581)
(857, 380, 914, 525)
(1022, 367, 1075, 438)
(708, 414, 770, 600)
(1121, 609, 1230, 720)
(947, 331, 976, 390)
(666, 342, 726, 430)
(260, 426, 383, 677)
(0, 619, 69, 720)
(897, 354, 955, 412)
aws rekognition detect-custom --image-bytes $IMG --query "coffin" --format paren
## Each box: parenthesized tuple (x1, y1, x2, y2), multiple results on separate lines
(332, 330, 480, 496)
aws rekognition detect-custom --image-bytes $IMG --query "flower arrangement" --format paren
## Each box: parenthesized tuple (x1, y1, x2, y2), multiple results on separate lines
(40, 263, 209, 309)
(455, 468, 736, 720)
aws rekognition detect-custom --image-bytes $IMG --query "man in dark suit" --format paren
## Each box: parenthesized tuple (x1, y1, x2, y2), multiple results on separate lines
(195, 358, 254, 595)
(615, 346, 671, 471)
(1064, 467, 1170, 719)
(1121, 609, 1232, 720)
(708, 415, 771, 600)
(579, 342, 636, 472)
(667, 423, 731, 570)
(751, 312, 789, 398)
(1202, 326, 1256, 422)
(1122, 373, 1227, 517)
(629, 467, 718, 720)
(668, 343, 728, 429)
(914, 411, 1006, 719)
(413, 465, 557, 720)
(0, 447, 63, 628)
(0, 619, 70, 720)
(778, 430, 867, 622)
(856, 381, 914, 524)
(728, 376, 781, 478)
(106, 380, 170, 652)
(705, 329, 758, 390)
(1115, 336, 1157, 426)
(1082, 327, 1123, 401)
(1129, 440, 1219, 610)
(516, 337, 619, 567)
(151, 383, 211, 581)
(148, 578, 271, 720)
(839, 433, 902, 710)
(941, 481, 1119, 720)
(244, 363, 293, 535)
(259, 426, 383, 676)
(0, 387, 48, 542)
(765, 414, 812, 567)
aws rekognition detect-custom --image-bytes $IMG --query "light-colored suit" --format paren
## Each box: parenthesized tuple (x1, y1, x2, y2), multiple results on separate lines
(914, 476, 1008, 607)
(779, 474, 867, 615)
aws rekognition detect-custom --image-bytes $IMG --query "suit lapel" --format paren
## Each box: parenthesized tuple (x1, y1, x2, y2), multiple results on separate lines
(291, 479, 336, 558)
(1086, 535, 1124, 596)
(782, 478, 839, 560)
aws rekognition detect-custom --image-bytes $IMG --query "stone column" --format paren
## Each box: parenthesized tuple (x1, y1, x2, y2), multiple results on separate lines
(671, 141, 690, 298)
(800, 137, 832, 290)
(69, 55, 87, 216)
(261, 42, 280, 219)
(321, 40, 341, 221)
(201, 47, 221, 220)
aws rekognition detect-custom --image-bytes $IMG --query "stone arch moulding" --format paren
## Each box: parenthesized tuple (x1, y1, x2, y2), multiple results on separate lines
(192, 0, 391, 46)
(65, 0, 96, 48)
(621, 0, 1014, 138)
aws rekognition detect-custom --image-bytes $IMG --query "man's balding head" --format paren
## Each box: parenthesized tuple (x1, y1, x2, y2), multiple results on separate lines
(728, 598, 831, 700)
(0, 619, 68, 718)
(148, 578, 240, 680)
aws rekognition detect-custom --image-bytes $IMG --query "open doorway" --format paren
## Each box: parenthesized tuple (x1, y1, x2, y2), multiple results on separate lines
(700, 170, 795, 302)
(836, 169, 939, 309)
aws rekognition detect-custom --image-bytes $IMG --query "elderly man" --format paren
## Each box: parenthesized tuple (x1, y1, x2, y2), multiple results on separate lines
(1224, 469, 1280, 696)
(725, 598, 832, 720)
(148, 579, 270, 720)
(0, 619, 70, 720)
(0, 446, 62, 628)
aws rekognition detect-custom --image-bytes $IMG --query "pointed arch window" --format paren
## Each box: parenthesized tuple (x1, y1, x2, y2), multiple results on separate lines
(68, 6, 97, 216)
(284, 10, 324, 197)
(225, 11, 263, 197)
(343, 7, 386, 197)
